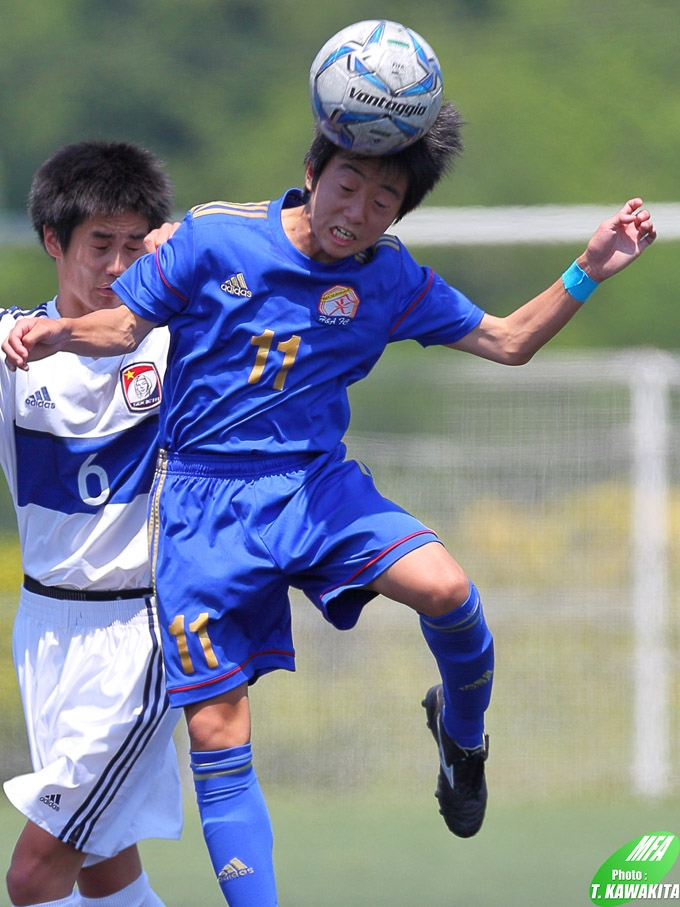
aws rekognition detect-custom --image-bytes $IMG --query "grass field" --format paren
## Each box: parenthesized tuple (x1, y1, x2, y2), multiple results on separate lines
(1, 789, 679, 906)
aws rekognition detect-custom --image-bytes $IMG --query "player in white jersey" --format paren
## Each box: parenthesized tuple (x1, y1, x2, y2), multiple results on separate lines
(0, 142, 182, 907)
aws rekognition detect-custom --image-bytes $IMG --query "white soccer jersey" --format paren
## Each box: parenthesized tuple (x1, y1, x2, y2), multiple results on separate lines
(0, 298, 169, 589)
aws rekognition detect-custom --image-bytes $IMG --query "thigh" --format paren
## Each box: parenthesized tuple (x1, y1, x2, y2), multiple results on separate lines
(7, 821, 142, 902)
(270, 453, 442, 628)
(7, 820, 86, 902)
(368, 541, 471, 615)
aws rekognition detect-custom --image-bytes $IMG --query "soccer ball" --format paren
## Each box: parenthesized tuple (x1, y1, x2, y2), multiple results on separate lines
(309, 20, 443, 155)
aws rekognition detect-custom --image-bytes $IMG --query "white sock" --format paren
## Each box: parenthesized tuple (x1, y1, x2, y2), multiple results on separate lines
(78, 871, 165, 907)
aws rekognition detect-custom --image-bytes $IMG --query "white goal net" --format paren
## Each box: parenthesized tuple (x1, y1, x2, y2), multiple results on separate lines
(252, 349, 680, 802)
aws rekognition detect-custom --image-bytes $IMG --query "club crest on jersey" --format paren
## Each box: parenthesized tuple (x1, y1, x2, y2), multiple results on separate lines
(317, 285, 360, 325)
(120, 362, 162, 412)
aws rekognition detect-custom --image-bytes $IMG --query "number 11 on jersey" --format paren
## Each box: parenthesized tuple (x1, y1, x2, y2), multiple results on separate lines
(248, 330, 301, 391)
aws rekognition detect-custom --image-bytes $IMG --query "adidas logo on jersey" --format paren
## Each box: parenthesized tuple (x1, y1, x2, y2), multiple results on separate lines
(39, 792, 62, 811)
(221, 273, 252, 298)
(25, 386, 55, 409)
(217, 857, 255, 883)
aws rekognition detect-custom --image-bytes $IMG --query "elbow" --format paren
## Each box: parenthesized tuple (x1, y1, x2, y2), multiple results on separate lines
(499, 329, 544, 366)
(494, 342, 536, 366)
(487, 324, 538, 366)
(504, 348, 535, 367)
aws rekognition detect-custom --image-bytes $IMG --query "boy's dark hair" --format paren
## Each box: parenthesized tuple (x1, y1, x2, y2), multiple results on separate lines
(29, 140, 173, 252)
(303, 101, 464, 221)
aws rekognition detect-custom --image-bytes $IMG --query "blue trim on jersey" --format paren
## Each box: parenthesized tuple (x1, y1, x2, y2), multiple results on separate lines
(15, 417, 160, 513)
(5, 303, 50, 321)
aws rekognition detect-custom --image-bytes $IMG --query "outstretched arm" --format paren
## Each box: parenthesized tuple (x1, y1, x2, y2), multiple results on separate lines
(2, 304, 156, 371)
(449, 198, 656, 365)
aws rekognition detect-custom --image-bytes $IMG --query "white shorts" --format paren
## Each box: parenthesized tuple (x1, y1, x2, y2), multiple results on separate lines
(3, 588, 183, 862)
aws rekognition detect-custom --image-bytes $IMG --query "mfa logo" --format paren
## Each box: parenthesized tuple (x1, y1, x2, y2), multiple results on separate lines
(590, 833, 680, 904)
(120, 363, 162, 413)
(317, 285, 360, 325)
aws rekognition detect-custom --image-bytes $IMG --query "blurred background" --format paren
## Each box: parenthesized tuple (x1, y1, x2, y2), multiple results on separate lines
(1, 1, 679, 904)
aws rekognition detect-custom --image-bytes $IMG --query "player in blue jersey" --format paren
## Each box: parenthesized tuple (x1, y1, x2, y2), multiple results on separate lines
(0, 142, 182, 907)
(3, 105, 656, 907)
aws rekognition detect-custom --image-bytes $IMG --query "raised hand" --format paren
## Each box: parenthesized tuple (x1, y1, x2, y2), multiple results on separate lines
(579, 198, 656, 283)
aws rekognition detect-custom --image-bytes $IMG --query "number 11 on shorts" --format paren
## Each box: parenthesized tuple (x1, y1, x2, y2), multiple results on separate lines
(168, 613, 218, 674)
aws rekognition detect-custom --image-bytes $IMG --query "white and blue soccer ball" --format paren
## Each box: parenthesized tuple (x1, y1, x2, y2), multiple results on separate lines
(309, 20, 444, 155)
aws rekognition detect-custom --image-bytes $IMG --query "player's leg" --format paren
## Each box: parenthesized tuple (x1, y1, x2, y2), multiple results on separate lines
(6, 821, 85, 904)
(368, 542, 493, 746)
(78, 847, 166, 907)
(184, 687, 278, 907)
(6, 829, 156, 907)
(368, 542, 493, 837)
(280, 449, 493, 758)
(149, 455, 301, 905)
(5, 592, 181, 906)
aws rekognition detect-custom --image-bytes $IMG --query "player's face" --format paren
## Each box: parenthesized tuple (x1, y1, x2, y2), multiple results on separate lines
(44, 212, 150, 319)
(295, 154, 407, 263)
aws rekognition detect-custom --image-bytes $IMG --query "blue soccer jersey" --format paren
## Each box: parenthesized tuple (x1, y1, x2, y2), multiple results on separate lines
(113, 189, 484, 456)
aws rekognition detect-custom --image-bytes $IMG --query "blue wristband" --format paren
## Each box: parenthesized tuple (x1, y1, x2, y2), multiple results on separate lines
(562, 260, 599, 303)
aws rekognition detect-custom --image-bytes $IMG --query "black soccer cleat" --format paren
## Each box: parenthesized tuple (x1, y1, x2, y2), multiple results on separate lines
(422, 684, 489, 838)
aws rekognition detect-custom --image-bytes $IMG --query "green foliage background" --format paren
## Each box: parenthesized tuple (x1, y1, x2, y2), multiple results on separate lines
(2, 0, 679, 210)
(0, 0, 678, 347)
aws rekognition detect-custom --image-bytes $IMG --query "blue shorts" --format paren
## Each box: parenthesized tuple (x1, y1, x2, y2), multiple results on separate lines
(149, 444, 439, 707)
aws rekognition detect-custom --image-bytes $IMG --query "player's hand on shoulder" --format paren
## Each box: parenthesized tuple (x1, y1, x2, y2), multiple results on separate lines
(579, 198, 656, 283)
(144, 221, 181, 253)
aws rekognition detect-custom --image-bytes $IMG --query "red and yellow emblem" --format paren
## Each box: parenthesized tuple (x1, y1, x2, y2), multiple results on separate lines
(318, 285, 360, 319)
(120, 362, 162, 412)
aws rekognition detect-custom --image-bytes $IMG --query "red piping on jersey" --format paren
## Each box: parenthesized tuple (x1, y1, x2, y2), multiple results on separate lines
(389, 268, 434, 336)
(321, 528, 438, 600)
(169, 647, 295, 695)
(155, 248, 189, 302)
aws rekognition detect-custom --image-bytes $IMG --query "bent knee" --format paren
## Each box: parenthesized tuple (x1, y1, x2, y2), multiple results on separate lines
(185, 684, 251, 751)
(7, 822, 83, 904)
(7, 859, 57, 905)
(416, 572, 471, 619)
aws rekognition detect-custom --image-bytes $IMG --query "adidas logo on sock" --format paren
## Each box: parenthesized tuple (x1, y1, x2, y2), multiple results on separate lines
(25, 386, 56, 409)
(218, 857, 255, 882)
(220, 273, 252, 298)
(39, 792, 62, 811)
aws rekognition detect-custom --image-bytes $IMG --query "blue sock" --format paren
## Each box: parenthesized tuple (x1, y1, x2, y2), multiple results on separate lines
(191, 743, 278, 907)
(419, 580, 494, 749)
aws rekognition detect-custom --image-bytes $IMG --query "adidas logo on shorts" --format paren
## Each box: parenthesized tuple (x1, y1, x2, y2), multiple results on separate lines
(39, 792, 62, 811)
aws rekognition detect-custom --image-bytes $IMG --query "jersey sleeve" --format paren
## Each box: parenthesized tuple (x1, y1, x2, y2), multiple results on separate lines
(113, 213, 197, 323)
(387, 245, 485, 347)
